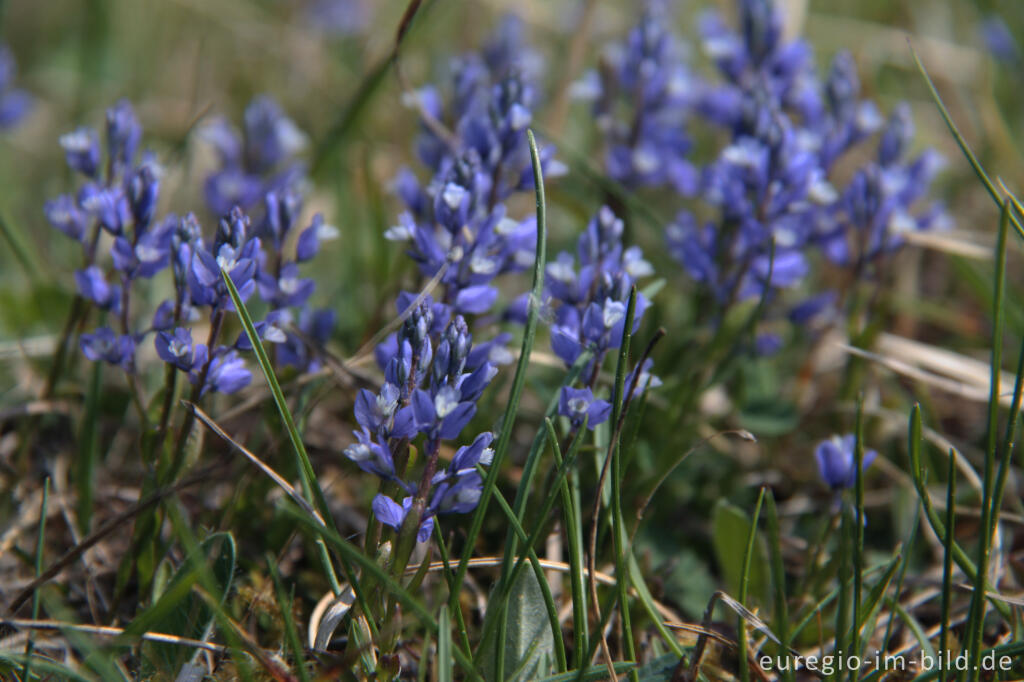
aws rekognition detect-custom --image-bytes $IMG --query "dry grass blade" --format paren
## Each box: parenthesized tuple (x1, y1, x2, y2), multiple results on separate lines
(0, 618, 248, 655)
(875, 333, 1018, 397)
(186, 402, 325, 527)
(6, 465, 224, 613)
(900, 231, 993, 260)
(841, 343, 993, 404)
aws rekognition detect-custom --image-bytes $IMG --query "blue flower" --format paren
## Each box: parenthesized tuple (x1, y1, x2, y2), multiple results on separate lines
(815, 434, 877, 491)
(544, 207, 653, 375)
(0, 45, 32, 129)
(60, 128, 101, 178)
(558, 387, 612, 431)
(345, 301, 498, 538)
(80, 328, 135, 370)
(194, 349, 251, 396)
(74, 266, 121, 312)
(200, 96, 307, 217)
(155, 328, 204, 372)
(105, 99, 141, 176)
(387, 21, 562, 316)
(575, 4, 699, 193)
(44, 195, 90, 242)
(372, 494, 434, 543)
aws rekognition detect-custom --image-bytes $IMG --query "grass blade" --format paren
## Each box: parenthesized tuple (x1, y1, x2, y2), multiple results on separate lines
(452, 127, 547, 610)
(268, 555, 311, 682)
(737, 487, 765, 682)
(851, 396, 866, 682)
(963, 197, 1011, 679)
(21, 477, 50, 682)
(282, 505, 481, 680)
(764, 490, 792, 682)
(939, 449, 956, 661)
(438, 604, 453, 682)
(911, 44, 1024, 241)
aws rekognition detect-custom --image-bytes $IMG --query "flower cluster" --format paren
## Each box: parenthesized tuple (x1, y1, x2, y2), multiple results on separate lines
(0, 44, 32, 129)
(538, 206, 660, 430)
(585, 0, 947, 336)
(46, 98, 335, 397)
(45, 101, 168, 375)
(573, 4, 699, 194)
(200, 96, 308, 218)
(344, 296, 497, 539)
(384, 18, 564, 315)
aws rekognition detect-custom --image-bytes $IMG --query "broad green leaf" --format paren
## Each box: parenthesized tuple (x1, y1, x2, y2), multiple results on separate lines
(478, 569, 556, 682)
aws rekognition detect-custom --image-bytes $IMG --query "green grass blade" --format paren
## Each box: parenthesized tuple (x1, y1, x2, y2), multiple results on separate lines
(220, 268, 358, 604)
(438, 604, 453, 682)
(906, 405, 1011, 621)
(609, 286, 638, 680)
(76, 362, 102, 535)
(453, 127, 547, 607)
(545, 419, 589, 668)
(21, 477, 50, 682)
(764, 490, 792, 682)
(0, 211, 43, 285)
(475, 464, 567, 676)
(963, 197, 1011, 680)
(537, 662, 637, 682)
(220, 269, 330, 526)
(911, 45, 1024, 241)
(281, 505, 481, 680)
(851, 396, 866, 682)
(939, 450, 956, 661)
(1, 652, 98, 682)
(310, 0, 428, 176)
(880, 507, 919, 653)
(737, 487, 766, 682)
(267, 556, 311, 682)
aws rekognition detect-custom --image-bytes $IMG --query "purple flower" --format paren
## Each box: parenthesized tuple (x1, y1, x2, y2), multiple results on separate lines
(186, 211, 261, 310)
(257, 264, 315, 308)
(388, 21, 559, 314)
(345, 427, 397, 479)
(980, 14, 1020, 65)
(60, 128, 101, 178)
(74, 266, 121, 312)
(815, 434, 877, 491)
(80, 327, 134, 369)
(193, 349, 251, 396)
(111, 217, 174, 279)
(45, 195, 89, 242)
(345, 303, 497, 539)
(0, 45, 32, 129)
(558, 386, 612, 431)
(155, 328, 204, 371)
(577, 5, 699, 193)
(105, 99, 141, 175)
(295, 213, 338, 262)
(544, 207, 653, 376)
(127, 163, 160, 227)
(199, 96, 307, 217)
(372, 494, 434, 543)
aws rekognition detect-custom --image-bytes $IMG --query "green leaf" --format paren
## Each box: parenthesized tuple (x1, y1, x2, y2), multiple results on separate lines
(478, 569, 556, 682)
(711, 500, 768, 607)
(438, 604, 454, 682)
